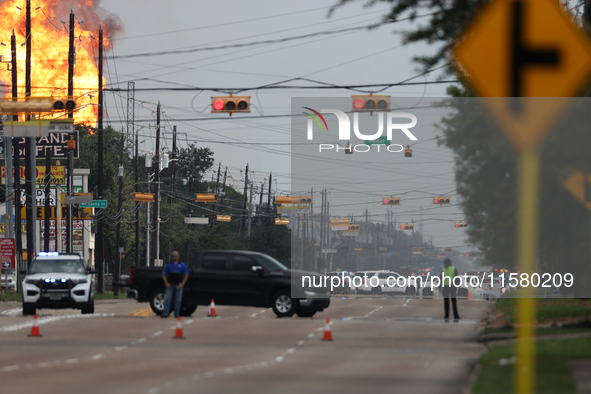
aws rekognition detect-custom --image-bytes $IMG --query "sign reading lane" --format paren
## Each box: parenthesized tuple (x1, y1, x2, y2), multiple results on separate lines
(453, 0, 591, 151)
(80, 200, 107, 209)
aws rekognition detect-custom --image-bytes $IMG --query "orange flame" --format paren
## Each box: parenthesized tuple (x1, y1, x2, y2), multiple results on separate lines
(0, 0, 122, 126)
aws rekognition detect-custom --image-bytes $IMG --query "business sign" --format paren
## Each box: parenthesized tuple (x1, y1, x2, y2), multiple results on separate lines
(40, 220, 84, 252)
(1, 165, 66, 185)
(13, 131, 79, 159)
(19, 206, 93, 220)
(0, 238, 15, 269)
(20, 188, 57, 207)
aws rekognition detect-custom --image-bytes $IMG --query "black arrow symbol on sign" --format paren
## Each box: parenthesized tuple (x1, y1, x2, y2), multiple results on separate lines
(511, 1, 560, 111)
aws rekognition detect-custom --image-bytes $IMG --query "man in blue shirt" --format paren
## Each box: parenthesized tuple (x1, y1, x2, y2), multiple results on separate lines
(161, 251, 189, 318)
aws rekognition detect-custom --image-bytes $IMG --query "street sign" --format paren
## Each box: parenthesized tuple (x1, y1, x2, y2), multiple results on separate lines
(561, 170, 591, 212)
(331, 226, 349, 231)
(379, 247, 387, 251)
(64, 195, 93, 205)
(321, 249, 337, 254)
(184, 217, 209, 225)
(80, 200, 108, 208)
(454, 0, 591, 152)
(353, 248, 362, 252)
(0, 238, 15, 269)
(364, 136, 390, 146)
(468, 224, 484, 230)
(331, 218, 350, 226)
(411, 247, 425, 252)
(342, 232, 358, 237)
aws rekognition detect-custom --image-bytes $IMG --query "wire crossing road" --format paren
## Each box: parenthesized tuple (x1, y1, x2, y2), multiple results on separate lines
(0, 297, 491, 394)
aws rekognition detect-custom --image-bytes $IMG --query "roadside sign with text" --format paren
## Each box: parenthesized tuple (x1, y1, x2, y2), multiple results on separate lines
(0, 238, 15, 269)
(1, 165, 65, 185)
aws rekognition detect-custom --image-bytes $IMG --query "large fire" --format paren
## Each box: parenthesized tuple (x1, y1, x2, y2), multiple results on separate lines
(0, 0, 122, 126)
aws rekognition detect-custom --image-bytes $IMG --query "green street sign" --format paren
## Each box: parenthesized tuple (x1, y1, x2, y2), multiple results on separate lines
(468, 224, 484, 230)
(80, 200, 107, 208)
(364, 136, 390, 146)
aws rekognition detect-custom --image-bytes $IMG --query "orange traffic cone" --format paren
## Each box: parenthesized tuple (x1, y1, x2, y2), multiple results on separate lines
(173, 317, 184, 339)
(467, 289, 471, 301)
(28, 314, 41, 337)
(322, 319, 333, 341)
(207, 299, 217, 317)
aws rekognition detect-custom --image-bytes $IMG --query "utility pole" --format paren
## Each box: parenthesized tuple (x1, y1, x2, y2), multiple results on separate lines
(267, 173, 272, 206)
(311, 187, 316, 272)
(184, 162, 193, 260)
(11, 30, 22, 278)
(66, 138, 73, 254)
(209, 163, 221, 228)
(257, 182, 264, 225)
(151, 103, 161, 266)
(145, 173, 151, 267)
(170, 126, 177, 203)
(127, 81, 138, 265)
(25, 0, 35, 268)
(67, 9, 75, 119)
(219, 167, 228, 213)
(247, 180, 254, 237)
(238, 164, 249, 236)
(114, 130, 124, 295)
(43, 151, 51, 251)
(96, 25, 104, 292)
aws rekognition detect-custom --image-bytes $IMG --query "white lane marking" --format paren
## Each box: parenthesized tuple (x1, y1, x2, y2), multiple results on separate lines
(65, 358, 79, 364)
(185, 319, 193, 324)
(307, 333, 314, 339)
(115, 346, 127, 352)
(137, 338, 147, 343)
(0, 313, 115, 332)
(91, 354, 104, 361)
(151, 331, 163, 337)
(2, 366, 18, 372)
(1, 308, 20, 316)
(249, 313, 258, 318)
(403, 299, 411, 307)
(297, 340, 305, 346)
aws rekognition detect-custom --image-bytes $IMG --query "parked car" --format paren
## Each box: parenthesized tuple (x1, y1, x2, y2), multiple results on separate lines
(129, 250, 330, 318)
(1, 271, 15, 289)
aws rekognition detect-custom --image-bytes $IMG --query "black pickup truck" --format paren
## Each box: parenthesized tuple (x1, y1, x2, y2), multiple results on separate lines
(128, 250, 330, 318)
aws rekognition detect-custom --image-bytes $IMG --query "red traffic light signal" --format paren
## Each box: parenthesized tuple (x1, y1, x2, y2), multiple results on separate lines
(211, 96, 250, 115)
(351, 95, 390, 112)
(400, 224, 414, 230)
(433, 196, 451, 205)
(347, 224, 360, 231)
(454, 221, 468, 228)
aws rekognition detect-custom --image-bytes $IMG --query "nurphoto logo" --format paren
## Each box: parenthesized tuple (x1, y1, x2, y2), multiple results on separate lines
(303, 107, 418, 153)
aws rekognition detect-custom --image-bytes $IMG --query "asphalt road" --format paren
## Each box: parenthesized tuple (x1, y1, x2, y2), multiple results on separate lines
(0, 296, 492, 394)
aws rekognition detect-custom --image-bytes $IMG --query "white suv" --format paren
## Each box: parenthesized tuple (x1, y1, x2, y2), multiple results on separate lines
(22, 252, 95, 315)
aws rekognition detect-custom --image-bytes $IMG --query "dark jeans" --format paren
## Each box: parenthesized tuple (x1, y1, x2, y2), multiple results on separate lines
(441, 286, 460, 319)
(162, 286, 183, 317)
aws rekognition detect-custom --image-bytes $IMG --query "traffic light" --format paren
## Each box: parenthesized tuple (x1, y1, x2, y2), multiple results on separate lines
(345, 142, 353, 154)
(351, 95, 390, 112)
(400, 223, 414, 230)
(52, 98, 77, 111)
(433, 196, 451, 205)
(274, 196, 298, 205)
(211, 96, 250, 115)
(134, 193, 155, 202)
(275, 218, 290, 225)
(382, 197, 401, 206)
(404, 145, 413, 158)
(67, 135, 76, 151)
(444, 248, 453, 252)
(195, 193, 217, 203)
(295, 196, 313, 204)
(0, 97, 76, 113)
(347, 224, 360, 231)
(216, 215, 231, 222)
(454, 221, 468, 228)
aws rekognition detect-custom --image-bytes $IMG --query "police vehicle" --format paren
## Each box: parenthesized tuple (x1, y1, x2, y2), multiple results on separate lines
(21, 252, 96, 315)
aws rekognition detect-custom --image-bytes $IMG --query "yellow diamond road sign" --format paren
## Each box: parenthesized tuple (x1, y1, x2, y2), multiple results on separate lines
(454, 0, 591, 151)
(561, 170, 591, 212)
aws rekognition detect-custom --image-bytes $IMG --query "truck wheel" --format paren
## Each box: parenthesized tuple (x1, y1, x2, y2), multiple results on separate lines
(149, 289, 166, 316)
(296, 311, 317, 318)
(22, 303, 35, 316)
(81, 299, 94, 314)
(180, 305, 197, 317)
(271, 291, 297, 318)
